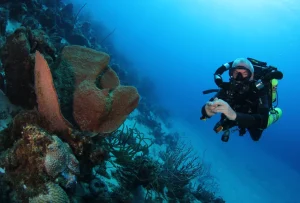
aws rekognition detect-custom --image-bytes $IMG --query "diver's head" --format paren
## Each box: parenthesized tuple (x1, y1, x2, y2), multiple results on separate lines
(229, 58, 254, 81)
(229, 58, 254, 94)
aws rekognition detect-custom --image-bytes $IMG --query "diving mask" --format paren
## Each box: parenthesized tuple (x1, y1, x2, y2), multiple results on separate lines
(235, 72, 248, 81)
(229, 66, 252, 82)
(230, 72, 251, 94)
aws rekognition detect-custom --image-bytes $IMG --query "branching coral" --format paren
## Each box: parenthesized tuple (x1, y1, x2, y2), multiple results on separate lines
(106, 124, 167, 201)
(117, 140, 214, 202)
(106, 123, 153, 165)
(115, 156, 163, 193)
(158, 142, 206, 200)
(160, 142, 203, 181)
(192, 183, 225, 203)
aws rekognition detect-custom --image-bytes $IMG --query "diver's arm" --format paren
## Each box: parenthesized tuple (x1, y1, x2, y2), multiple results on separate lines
(234, 91, 269, 129)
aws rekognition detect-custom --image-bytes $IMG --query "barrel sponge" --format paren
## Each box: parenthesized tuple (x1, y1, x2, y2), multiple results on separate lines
(60, 45, 140, 133)
(34, 51, 72, 133)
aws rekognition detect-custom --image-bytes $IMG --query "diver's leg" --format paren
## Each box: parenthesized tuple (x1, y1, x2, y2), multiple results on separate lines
(248, 108, 282, 141)
(267, 107, 282, 127)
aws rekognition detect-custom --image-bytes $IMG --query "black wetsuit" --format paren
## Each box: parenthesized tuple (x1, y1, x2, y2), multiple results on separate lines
(201, 85, 270, 141)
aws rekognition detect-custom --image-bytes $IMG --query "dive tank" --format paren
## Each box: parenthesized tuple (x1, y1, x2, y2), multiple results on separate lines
(271, 79, 278, 103)
(267, 107, 282, 127)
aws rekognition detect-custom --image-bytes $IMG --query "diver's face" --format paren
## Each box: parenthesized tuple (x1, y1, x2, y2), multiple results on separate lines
(232, 69, 250, 79)
(231, 68, 251, 94)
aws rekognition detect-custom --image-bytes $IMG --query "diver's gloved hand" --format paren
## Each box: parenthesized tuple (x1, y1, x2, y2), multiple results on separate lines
(211, 99, 237, 120)
(205, 97, 219, 117)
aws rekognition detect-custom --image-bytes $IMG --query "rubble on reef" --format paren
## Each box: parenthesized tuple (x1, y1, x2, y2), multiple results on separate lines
(0, 0, 225, 202)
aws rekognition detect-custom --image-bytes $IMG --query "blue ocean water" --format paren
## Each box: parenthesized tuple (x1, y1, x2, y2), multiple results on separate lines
(39, 0, 300, 202)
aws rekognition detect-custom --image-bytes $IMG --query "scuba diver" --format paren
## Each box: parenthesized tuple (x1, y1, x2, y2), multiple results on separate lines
(200, 57, 283, 142)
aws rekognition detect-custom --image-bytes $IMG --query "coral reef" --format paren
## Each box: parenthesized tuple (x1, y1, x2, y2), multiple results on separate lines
(0, 90, 20, 131)
(89, 178, 108, 197)
(0, 124, 81, 199)
(0, 0, 225, 202)
(109, 134, 223, 202)
(0, 27, 56, 108)
(0, 7, 8, 36)
(159, 142, 208, 201)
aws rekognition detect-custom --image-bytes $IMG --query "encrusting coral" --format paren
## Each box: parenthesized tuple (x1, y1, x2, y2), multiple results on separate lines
(29, 182, 70, 203)
(0, 124, 78, 201)
(44, 135, 80, 179)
